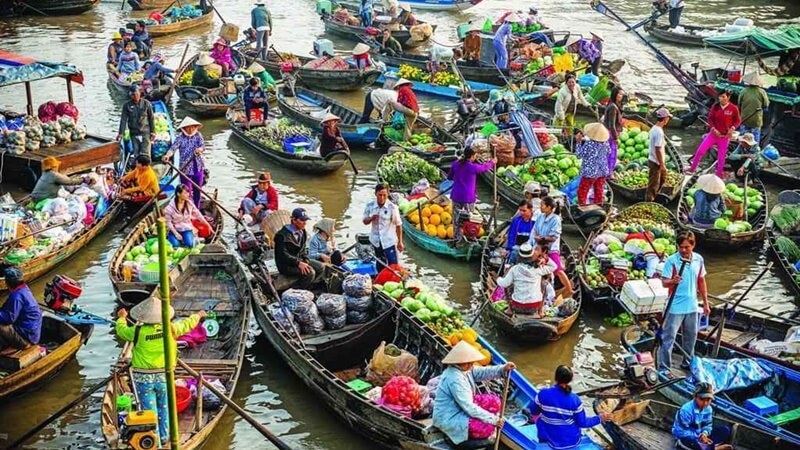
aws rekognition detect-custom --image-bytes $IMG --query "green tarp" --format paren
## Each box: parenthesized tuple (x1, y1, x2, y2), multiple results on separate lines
(704, 25, 800, 56)
(715, 80, 800, 106)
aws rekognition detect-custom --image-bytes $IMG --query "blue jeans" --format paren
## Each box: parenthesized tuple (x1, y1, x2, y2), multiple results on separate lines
(493, 40, 508, 69)
(134, 373, 169, 445)
(659, 311, 698, 370)
(167, 229, 195, 248)
(678, 426, 731, 450)
(240, 197, 270, 223)
(360, 10, 372, 27)
(739, 125, 761, 144)
(255, 29, 269, 60)
(374, 245, 398, 265)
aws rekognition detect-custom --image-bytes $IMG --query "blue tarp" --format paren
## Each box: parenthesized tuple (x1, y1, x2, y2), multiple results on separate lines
(690, 356, 774, 393)
(0, 50, 83, 87)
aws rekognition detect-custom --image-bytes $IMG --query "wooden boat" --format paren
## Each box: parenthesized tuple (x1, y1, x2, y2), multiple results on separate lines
(644, 21, 744, 51)
(0, 198, 123, 291)
(676, 175, 768, 249)
(101, 247, 253, 449)
(481, 221, 582, 342)
(108, 196, 225, 307)
(761, 156, 800, 187)
(126, 0, 174, 10)
(249, 50, 382, 92)
(227, 110, 350, 173)
(595, 395, 797, 450)
(321, 9, 436, 48)
(380, 115, 462, 169)
(0, 0, 98, 17)
(147, 9, 214, 37)
(0, 314, 89, 402)
(174, 52, 264, 117)
(374, 52, 508, 85)
(107, 69, 173, 101)
(622, 326, 800, 446)
(278, 87, 381, 146)
(767, 190, 800, 299)
(401, 215, 484, 261)
(334, 0, 482, 11)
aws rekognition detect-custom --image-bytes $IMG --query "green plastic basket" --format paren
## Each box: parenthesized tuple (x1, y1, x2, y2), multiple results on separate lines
(346, 379, 372, 393)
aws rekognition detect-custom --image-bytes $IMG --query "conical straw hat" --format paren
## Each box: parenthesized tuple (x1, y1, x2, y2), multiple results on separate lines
(442, 340, 485, 364)
(177, 116, 202, 130)
(697, 174, 725, 195)
(130, 296, 175, 325)
(583, 122, 610, 142)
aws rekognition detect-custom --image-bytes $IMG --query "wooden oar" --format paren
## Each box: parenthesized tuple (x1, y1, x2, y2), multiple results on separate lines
(164, 43, 190, 102)
(493, 370, 512, 450)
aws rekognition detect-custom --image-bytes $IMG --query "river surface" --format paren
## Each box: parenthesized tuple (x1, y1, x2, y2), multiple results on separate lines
(0, 0, 798, 448)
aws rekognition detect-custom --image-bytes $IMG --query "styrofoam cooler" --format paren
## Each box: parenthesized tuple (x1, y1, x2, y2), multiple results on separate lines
(619, 279, 668, 315)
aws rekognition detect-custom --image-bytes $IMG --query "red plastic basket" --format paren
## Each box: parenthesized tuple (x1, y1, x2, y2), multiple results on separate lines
(535, 65, 555, 78)
(176, 386, 192, 413)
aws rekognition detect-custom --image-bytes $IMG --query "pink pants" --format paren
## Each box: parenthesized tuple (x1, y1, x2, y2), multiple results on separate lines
(690, 133, 730, 177)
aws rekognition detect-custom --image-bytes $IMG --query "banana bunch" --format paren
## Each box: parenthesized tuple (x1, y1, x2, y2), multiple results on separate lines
(432, 71, 460, 87)
(397, 64, 425, 82)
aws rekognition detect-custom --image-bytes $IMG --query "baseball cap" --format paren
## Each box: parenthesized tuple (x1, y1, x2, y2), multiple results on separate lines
(694, 382, 714, 399)
(655, 107, 673, 119)
(291, 208, 310, 221)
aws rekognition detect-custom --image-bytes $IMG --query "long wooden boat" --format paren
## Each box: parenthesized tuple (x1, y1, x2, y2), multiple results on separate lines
(278, 87, 381, 146)
(622, 326, 800, 446)
(374, 52, 508, 85)
(107, 69, 173, 101)
(401, 215, 484, 261)
(249, 50, 382, 92)
(676, 174, 768, 249)
(595, 395, 797, 450)
(126, 0, 174, 10)
(101, 247, 253, 449)
(147, 9, 215, 37)
(644, 21, 743, 50)
(108, 197, 225, 307)
(761, 156, 800, 188)
(380, 115, 461, 169)
(334, 0, 482, 11)
(0, 314, 89, 402)
(174, 52, 264, 117)
(0, 0, 98, 17)
(767, 190, 800, 299)
(481, 221, 582, 342)
(321, 10, 435, 48)
(227, 110, 350, 173)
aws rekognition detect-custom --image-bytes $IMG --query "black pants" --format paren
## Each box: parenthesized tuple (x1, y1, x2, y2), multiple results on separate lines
(281, 259, 325, 290)
(669, 7, 683, 27)
(360, 92, 375, 123)
(0, 324, 31, 350)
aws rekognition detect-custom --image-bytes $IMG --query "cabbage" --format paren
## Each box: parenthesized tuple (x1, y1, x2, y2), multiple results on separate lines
(714, 218, 730, 230)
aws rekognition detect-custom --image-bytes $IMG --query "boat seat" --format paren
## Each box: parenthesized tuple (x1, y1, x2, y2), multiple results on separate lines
(302, 323, 365, 347)
(0, 345, 42, 372)
(270, 273, 300, 292)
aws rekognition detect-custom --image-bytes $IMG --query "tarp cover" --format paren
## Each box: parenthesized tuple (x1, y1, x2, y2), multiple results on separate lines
(715, 80, 800, 106)
(690, 356, 774, 393)
(704, 25, 800, 56)
(0, 50, 83, 87)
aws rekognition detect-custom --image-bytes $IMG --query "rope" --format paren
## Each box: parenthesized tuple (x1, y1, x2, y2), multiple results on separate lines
(754, 47, 800, 76)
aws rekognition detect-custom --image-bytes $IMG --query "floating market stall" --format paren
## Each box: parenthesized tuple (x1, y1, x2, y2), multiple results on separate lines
(107, 68, 173, 101)
(644, 19, 752, 50)
(145, 4, 215, 37)
(379, 112, 462, 169)
(250, 50, 382, 92)
(332, 0, 482, 11)
(320, 4, 435, 48)
(767, 191, 800, 299)
(174, 51, 259, 117)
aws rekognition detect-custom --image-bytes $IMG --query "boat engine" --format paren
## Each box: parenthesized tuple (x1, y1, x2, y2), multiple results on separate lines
(44, 275, 83, 313)
(237, 229, 265, 267)
(121, 410, 159, 450)
(622, 353, 659, 388)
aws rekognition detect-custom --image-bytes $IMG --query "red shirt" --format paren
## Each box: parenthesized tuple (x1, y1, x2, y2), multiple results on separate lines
(707, 102, 741, 135)
(397, 85, 419, 113)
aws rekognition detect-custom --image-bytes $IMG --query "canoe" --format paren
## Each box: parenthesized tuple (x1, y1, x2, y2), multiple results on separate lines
(101, 246, 253, 449)
(481, 221, 582, 342)
(0, 314, 89, 402)
(766, 191, 800, 299)
(374, 52, 508, 85)
(227, 110, 350, 173)
(676, 175, 768, 249)
(0, 198, 123, 292)
(277, 87, 381, 146)
(108, 196, 225, 307)
(0, 0, 98, 17)
(401, 215, 483, 261)
(334, 0, 481, 11)
(380, 115, 462, 169)
(249, 50, 382, 92)
(147, 9, 215, 37)
(126, 0, 174, 10)
(107, 69, 173, 101)
(760, 156, 800, 187)
(644, 21, 744, 51)
(595, 395, 797, 450)
(622, 325, 800, 446)
(321, 10, 436, 48)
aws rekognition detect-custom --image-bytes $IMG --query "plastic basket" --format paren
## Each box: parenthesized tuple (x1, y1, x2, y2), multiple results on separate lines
(535, 65, 555, 78)
(347, 378, 373, 393)
(139, 262, 161, 283)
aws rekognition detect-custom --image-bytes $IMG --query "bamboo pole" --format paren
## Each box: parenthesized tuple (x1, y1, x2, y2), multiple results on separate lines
(157, 217, 181, 449)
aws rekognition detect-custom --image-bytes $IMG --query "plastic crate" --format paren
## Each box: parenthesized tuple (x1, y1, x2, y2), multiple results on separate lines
(342, 260, 378, 276)
(346, 378, 372, 393)
(535, 65, 555, 78)
(744, 396, 778, 417)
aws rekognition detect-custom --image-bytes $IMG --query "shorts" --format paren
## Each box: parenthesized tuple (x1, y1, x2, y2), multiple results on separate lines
(548, 251, 563, 272)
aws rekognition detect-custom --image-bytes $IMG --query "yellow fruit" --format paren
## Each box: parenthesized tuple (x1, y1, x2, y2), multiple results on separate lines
(430, 214, 441, 226)
(426, 225, 438, 236)
(441, 212, 452, 225)
(462, 328, 478, 343)
(478, 227, 485, 237)
(408, 211, 420, 224)
(422, 216, 430, 226)
(447, 226, 454, 239)
(430, 204, 443, 215)
(421, 207, 432, 218)
(445, 204, 453, 214)
(437, 225, 447, 239)
(479, 349, 492, 366)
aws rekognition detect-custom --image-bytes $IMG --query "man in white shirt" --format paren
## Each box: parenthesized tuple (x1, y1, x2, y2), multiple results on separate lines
(363, 183, 404, 265)
(669, 0, 685, 28)
(647, 107, 672, 202)
(359, 88, 401, 123)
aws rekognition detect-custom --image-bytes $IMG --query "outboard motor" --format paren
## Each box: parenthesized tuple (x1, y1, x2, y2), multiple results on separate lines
(622, 353, 659, 388)
(237, 229, 264, 267)
(44, 275, 83, 313)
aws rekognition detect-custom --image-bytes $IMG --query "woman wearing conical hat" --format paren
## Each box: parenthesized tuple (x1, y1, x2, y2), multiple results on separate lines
(162, 116, 207, 207)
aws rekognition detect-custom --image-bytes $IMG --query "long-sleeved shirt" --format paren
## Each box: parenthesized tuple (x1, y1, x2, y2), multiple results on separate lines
(575, 139, 611, 178)
(382, 35, 403, 55)
(251, 5, 272, 30)
(274, 224, 308, 272)
(692, 190, 724, 226)
(191, 66, 218, 89)
(121, 165, 160, 196)
(396, 85, 419, 113)
(554, 84, 590, 120)
(728, 143, 765, 173)
(707, 102, 741, 136)
(672, 400, 713, 441)
(603, 102, 623, 139)
(531, 385, 601, 450)
(144, 61, 174, 80)
(464, 33, 481, 61)
(31, 170, 82, 202)
(210, 47, 236, 71)
(496, 259, 557, 305)
(0, 284, 42, 345)
(738, 86, 770, 128)
(447, 159, 495, 204)
(169, 132, 205, 176)
(493, 22, 512, 47)
(164, 199, 204, 234)
(308, 232, 332, 260)
(320, 125, 346, 157)
(118, 98, 154, 136)
(506, 215, 535, 250)
(239, 185, 279, 213)
(432, 365, 506, 444)
(243, 86, 268, 110)
(115, 314, 200, 370)
(529, 211, 562, 253)
(117, 50, 141, 75)
(370, 88, 399, 119)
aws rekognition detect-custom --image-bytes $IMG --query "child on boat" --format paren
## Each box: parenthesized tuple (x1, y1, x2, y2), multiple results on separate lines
(308, 218, 345, 265)
(495, 243, 557, 317)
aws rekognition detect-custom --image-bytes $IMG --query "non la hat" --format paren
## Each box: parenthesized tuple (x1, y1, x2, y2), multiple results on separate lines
(314, 218, 335, 236)
(518, 243, 534, 259)
(394, 78, 412, 88)
(739, 133, 757, 146)
(352, 43, 371, 56)
(196, 52, 214, 66)
(583, 122, 610, 142)
(247, 62, 266, 73)
(590, 32, 604, 41)
(744, 71, 765, 87)
(697, 173, 726, 195)
(399, 2, 411, 11)
(505, 13, 523, 23)
(321, 113, 341, 123)
(130, 296, 175, 325)
(442, 340, 485, 364)
(177, 116, 202, 130)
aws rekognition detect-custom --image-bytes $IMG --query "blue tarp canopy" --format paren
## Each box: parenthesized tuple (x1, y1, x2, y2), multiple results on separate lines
(0, 50, 83, 88)
(704, 25, 800, 57)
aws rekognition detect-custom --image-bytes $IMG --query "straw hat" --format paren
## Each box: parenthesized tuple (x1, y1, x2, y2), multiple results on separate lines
(518, 243, 534, 259)
(505, 13, 522, 23)
(442, 340, 486, 365)
(247, 62, 266, 74)
(42, 156, 61, 171)
(467, 22, 482, 33)
(739, 133, 757, 147)
(196, 52, 214, 66)
(590, 32, 604, 41)
(743, 71, 765, 87)
(399, 2, 411, 12)
(177, 116, 202, 131)
(697, 174, 725, 195)
(314, 218, 336, 236)
(321, 113, 341, 123)
(583, 122, 610, 142)
(130, 296, 175, 325)
(394, 78, 412, 88)
(352, 43, 371, 56)
(214, 37, 228, 47)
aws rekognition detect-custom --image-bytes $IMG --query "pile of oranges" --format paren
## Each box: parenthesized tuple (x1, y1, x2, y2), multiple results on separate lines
(447, 328, 492, 366)
(407, 203, 455, 239)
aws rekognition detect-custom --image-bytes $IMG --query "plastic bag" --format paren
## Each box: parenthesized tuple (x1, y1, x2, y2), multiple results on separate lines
(365, 341, 419, 386)
(300, 311, 325, 335)
(468, 393, 501, 439)
(345, 294, 372, 312)
(342, 273, 372, 297)
(282, 289, 315, 314)
(55, 102, 79, 122)
(316, 293, 346, 316)
(268, 302, 299, 332)
(346, 309, 371, 324)
(37, 101, 57, 123)
(322, 313, 347, 330)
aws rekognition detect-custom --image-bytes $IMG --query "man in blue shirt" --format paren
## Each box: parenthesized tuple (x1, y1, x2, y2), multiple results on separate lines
(506, 199, 535, 263)
(673, 383, 732, 450)
(0, 267, 42, 352)
(660, 230, 710, 371)
(251, 2, 272, 61)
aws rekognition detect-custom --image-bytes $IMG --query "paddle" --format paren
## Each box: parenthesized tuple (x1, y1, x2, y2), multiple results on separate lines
(494, 370, 512, 450)
(164, 43, 190, 102)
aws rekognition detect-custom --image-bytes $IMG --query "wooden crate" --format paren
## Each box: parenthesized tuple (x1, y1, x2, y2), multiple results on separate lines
(610, 399, 650, 426)
(0, 345, 42, 372)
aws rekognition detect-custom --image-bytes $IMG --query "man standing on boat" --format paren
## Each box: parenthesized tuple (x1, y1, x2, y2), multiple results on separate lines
(738, 72, 770, 144)
(646, 107, 672, 202)
(363, 183, 404, 266)
(251, 2, 272, 61)
(493, 14, 521, 70)
(0, 267, 41, 354)
(117, 86, 155, 161)
(668, 0, 685, 29)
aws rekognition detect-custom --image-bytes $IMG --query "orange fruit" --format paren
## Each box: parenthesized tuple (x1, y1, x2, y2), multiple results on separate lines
(437, 225, 447, 239)
(479, 348, 492, 366)
(421, 207, 432, 218)
(408, 211, 420, 224)
(430, 204, 444, 215)
(478, 226, 485, 237)
(430, 214, 441, 226)
(441, 212, 452, 225)
(422, 216, 430, 226)
(426, 225, 438, 236)
(447, 226, 454, 239)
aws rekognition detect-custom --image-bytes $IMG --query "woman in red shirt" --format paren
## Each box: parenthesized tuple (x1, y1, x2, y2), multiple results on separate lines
(688, 91, 741, 177)
(394, 78, 418, 140)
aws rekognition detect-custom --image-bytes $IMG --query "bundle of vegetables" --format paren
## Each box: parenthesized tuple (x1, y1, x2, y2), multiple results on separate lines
(126, 72, 145, 83)
(378, 280, 469, 339)
(179, 70, 195, 85)
(711, 217, 753, 233)
(495, 144, 581, 188)
(771, 204, 800, 234)
(604, 312, 634, 328)
(614, 127, 673, 170)
(41, 120, 62, 148)
(585, 76, 611, 105)
(468, 393, 502, 439)
(524, 56, 553, 74)
(377, 151, 442, 188)
(22, 115, 43, 151)
(381, 376, 421, 410)
(4, 130, 26, 154)
(613, 169, 683, 190)
(245, 119, 312, 147)
(776, 236, 800, 263)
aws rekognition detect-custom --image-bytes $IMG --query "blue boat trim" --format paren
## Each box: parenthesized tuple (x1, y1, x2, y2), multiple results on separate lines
(377, 67, 542, 102)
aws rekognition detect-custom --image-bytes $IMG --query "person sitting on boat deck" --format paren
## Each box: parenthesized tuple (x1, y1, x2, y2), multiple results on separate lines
(251, 2, 272, 61)
(379, 28, 403, 57)
(363, 183, 404, 265)
(554, 73, 592, 130)
(433, 340, 515, 448)
(529, 195, 574, 295)
(493, 13, 521, 70)
(603, 86, 625, 173)
(395, 3, 417, 27)
(738, 71, 770, 144)
(660, 230, 709, 371)
(728, 133, 765, 179)
(247, 62, 275, 89)
(117, 85, 155, 159)
(448, 147, 496, 243)
(589, 32, 603, 76)
(352, 43, 374, 70)
(497, 243, 557, 316)
(359, 87, 400, 123)
(575, 123, 612, 206)
(673, 382, 733, 450)
(668, 0, 685, 28)
(210, 38, 236, 77)
(191, 53, 220, 89)
(0, 267, 42, 354)
(120, 155, 160, 202)
(117, 41, 141, 78)
(688, 90, 741, 178)
(107, 31, 124, 75)
(383, 0, 399, 19)
(506, 199, 535, 263)
(463, 24, 482, 66)
(309, 218, 345, 265)
(239, 172, 278, 225)
(115, 298, 205, 447)
(359, 0, 374, 27)
(243, 77, 269, 128)
(143, 52, 174, 91)
(132, 20, 152, 59)
(691, 174, 725, 226)
(161, 117, 207, 207)
(320, 113, 350, 157)
(275, 208, 325, 289)
(164, 184, 212, 248)
(394, 78, 419, 140)
(30, 157, 92, 202)
(646, 107, 672, 202)
(531, 365, 612, 449)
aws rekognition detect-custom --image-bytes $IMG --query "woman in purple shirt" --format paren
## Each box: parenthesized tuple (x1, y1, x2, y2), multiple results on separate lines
(162, 117, 206, 207)
(447, 147, 495, 242)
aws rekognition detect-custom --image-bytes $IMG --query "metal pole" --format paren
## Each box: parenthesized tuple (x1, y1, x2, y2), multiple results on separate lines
(157, 217, 181, 450)
(25, 82, 33, 116)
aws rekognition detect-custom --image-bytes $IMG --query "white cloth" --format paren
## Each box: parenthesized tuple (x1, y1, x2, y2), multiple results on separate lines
(363, 199, 402, 249)
(496, 260, 558, 305)
(371, 89, 399, 119)
(553, 84, 590, 121)
(257, 25, 270, 31)
(648, 124, 666, 165)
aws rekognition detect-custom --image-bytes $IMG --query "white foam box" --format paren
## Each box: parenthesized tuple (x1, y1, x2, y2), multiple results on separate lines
(619, 279, 668, 315)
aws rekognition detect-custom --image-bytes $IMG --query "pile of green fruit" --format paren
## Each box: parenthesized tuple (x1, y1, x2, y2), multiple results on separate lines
(245, 118, 311, 146)
(686, 182, 764, 219)
(612, 169, 684, 190)
(377, 281, 467, 338)
(584, 271, 607, 289)
(495, 144, 581, 188)
(377, 151, 442, 188)
(771, 204, 800, 234)
(124, 237, 204, 267)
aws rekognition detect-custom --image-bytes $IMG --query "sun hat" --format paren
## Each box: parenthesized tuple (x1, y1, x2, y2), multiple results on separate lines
(583, 122, 610, 142)
(321, 113, 341, 123)
(41, 156, 61, 171)
(697, 174, 725, 195)
(291, 207, 310, 221)
(112, 31, 123, 39)
(130, 296, 175, 325)
(529, 5, 538, 12)
(694, 382, 714, 399)
(655, 107, 673, 119)
(399, 2, 411, 11)
(196, 52, 214, 66)
(518, 243, 534, 259)
(505, 13, 522, 23)
(739, 132, 757, 147)
(177, 117, 203, 131)
(247, 62, 266, 74)
(394, 78, 412, 88)
(352, 43, 371, 56)
(743, 71, 765, 87)
(214, 37, 228, 47)
(524, 181, 540, 195)
(590, 32, 604, 41)
(314, 218, 336, 236)
(442, 340, 486, 365)
(468, 22, 482, 33)
(3, 267, 23, 284)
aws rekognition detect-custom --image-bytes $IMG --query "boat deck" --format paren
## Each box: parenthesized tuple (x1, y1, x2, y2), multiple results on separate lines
(761, 157, 800, 186)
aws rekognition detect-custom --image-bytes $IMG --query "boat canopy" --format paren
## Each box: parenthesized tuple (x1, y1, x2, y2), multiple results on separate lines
(0, 50, 84, 87)
(715, 80, 800, 106)
(704, 25, 800, 56)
